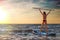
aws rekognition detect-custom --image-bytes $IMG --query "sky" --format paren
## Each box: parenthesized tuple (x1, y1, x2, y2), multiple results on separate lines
(0, 0, 60, 24)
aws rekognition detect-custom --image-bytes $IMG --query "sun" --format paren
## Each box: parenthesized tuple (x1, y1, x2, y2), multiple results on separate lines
(0, 7, 7, 22)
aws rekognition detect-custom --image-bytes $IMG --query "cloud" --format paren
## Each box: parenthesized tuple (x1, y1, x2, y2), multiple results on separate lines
(0, 0, 60, 24)
(9, 0, 60, 9)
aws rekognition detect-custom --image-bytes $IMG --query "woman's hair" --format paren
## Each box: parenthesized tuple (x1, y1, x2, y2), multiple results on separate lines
(43, 12, 46, 15)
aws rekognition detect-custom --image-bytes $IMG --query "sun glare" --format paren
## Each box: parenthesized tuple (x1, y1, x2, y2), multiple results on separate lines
(0, 7, 7, 22)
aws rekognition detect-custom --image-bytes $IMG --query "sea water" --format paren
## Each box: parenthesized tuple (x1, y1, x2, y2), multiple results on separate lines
(0, 24, 60, 40)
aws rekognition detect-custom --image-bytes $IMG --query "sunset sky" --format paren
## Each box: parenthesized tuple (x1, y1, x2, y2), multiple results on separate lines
(0, 0, 60, 24)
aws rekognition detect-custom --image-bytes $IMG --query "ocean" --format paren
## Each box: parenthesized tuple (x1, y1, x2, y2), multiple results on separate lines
(0, 24, 60, 40)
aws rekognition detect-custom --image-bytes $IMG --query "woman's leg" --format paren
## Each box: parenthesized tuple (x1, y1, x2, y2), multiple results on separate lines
(40, 21, 44, 36)
(45, 21, 48, 38)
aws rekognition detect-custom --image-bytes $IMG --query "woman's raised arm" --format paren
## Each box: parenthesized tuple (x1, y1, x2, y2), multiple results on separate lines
(47, 10, 51, 15)
(39, 9, 43, 15)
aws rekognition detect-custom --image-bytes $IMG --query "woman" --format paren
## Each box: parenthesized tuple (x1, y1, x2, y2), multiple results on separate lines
(39, 9, 51, 37)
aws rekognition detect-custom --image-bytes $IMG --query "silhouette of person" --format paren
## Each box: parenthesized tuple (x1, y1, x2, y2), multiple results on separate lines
(39, 9, 51, 37)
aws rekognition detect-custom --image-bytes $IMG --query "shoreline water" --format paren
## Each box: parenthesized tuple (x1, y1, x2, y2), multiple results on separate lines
(0, 24, 60, 40)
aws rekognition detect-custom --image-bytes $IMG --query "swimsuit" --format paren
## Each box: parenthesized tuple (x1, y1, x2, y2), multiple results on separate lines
(43, 20, 46, 22)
